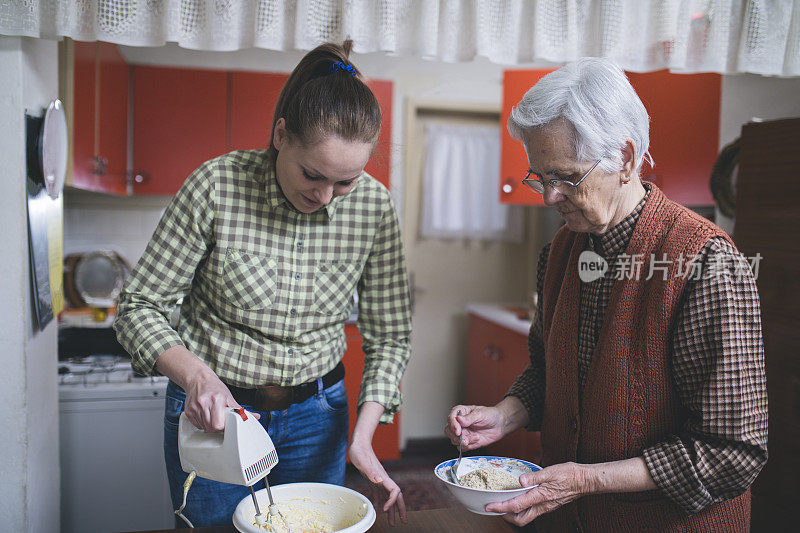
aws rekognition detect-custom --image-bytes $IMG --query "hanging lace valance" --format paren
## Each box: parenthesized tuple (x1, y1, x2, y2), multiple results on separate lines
(1, 0, 798, 76)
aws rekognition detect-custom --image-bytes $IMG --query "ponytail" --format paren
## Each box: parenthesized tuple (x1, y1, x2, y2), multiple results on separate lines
(267, 40, 382, 162)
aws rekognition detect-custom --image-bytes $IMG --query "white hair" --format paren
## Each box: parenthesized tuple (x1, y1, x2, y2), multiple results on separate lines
(507, 57, 653, 174)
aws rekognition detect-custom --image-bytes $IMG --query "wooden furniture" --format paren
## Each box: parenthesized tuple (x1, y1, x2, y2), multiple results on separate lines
(733, 117, 800, 533)
(343, 323, 400, 461)
(365, 507, 518, 532)
(125, 507, 519, 533)
(500, 68, 720, 207)
(465, 313, 541, 463)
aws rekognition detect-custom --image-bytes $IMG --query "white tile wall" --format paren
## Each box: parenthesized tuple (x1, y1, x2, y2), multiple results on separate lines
(63, 188, 172, 268)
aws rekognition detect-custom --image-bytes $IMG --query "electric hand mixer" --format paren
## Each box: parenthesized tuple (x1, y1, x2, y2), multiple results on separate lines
(177, 407, 285, 530)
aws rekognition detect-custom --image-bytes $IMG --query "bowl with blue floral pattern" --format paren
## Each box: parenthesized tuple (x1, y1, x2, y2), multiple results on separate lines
(434, 455, 542, 515)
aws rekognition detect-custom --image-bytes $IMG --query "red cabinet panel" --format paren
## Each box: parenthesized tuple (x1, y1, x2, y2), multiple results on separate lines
(500, 69, 555, 205)
(363, 80, 392, 190)
(501, 69, 720, 207)
(71, 41, 128, 194)
(132, 66, 228, 195)
(343, 324, 400, 461)
(229, 71, 288, 150)
(465, 314, 541, 463)
(627, 70, 719, 206)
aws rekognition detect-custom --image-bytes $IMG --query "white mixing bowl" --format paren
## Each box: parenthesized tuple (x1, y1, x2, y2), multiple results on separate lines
(232, 482, 376, 533)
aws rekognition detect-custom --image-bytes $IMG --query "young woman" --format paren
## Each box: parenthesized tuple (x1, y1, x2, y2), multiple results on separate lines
(114, 41, 411, 527)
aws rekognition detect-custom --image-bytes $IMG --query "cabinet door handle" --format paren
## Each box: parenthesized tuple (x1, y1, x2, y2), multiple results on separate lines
(91, 155, 108, 176)
(484, 345, 501, 361)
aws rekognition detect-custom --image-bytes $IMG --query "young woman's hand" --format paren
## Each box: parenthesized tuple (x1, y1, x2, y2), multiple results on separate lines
(350, 401, 407, 526)
(155, 344, 257, 432)
(348, 439, 407, 526)
(183, 371, 242, 432)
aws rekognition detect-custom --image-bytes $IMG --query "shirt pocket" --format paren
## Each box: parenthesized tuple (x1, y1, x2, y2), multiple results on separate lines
(220, 248, 278, 310)
(314, 260, 359, 316)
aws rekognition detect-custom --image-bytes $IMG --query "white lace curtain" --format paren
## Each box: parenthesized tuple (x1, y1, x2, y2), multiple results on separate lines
(1, 0, 798, 76)
(421, 124, 523, 241)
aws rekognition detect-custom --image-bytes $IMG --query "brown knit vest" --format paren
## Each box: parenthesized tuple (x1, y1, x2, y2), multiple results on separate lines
(537, 185, 750, 532)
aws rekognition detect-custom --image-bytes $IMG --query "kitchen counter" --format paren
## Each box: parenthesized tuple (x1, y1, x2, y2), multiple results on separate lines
(125, 507, 520, 532)
(466, 302, 533, 337)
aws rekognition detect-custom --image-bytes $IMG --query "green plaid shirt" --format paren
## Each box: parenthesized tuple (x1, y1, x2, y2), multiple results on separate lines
(114, 150, 412, 423)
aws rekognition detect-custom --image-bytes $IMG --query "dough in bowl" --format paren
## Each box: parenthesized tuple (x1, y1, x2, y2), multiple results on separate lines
(458, 467, 522, 490)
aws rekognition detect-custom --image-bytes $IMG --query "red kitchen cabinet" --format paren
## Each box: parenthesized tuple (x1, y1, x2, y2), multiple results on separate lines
(362, 80, 393, 190)
(501, 68, 720, 207)
(500, 69, 555, 205)
(465, 314, 541, 464)
(70, 40, 129, 194)
(131, 66, 228, 195)
(229, 72, 393, 190)
(627, 70, 719, 206)
(343, 323, 400, 461)
(229, 71, 289, 150)
(68, 54, 393, 196)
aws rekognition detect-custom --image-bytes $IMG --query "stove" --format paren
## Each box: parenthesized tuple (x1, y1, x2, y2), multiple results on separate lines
(58, 353, 173, 532)
(58, 354, 168, 391)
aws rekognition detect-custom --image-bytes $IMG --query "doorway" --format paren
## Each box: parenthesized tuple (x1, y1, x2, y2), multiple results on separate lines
(400, 100, 538, 443)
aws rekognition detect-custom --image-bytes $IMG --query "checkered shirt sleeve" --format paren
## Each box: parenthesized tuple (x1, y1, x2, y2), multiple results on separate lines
(357, 195, 412, 424)
(642, 237, 768, 514)
(114, 160, 215, 375)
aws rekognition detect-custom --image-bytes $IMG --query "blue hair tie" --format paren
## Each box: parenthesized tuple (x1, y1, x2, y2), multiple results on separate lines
(330, 61, 357, 76)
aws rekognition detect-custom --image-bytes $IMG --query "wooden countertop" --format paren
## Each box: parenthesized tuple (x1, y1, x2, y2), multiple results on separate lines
(124, 507, 519, 532)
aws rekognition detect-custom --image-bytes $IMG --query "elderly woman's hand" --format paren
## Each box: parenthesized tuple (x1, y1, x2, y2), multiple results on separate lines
(485, 457, 657, 526)
(485, 462, 593, 526)
(444, 405, 508, 450)
(445, 397, 531, 451)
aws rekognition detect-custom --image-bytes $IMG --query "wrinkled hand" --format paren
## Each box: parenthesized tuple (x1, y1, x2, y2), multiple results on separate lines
(486, 462, 592, 526)
(444, 405, 506, 451)
(183, 372, 257, 431)
(349, 441, 407, 526)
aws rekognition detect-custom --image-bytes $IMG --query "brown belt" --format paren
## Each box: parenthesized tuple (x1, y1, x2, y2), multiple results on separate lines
(226, 362, 345, 412)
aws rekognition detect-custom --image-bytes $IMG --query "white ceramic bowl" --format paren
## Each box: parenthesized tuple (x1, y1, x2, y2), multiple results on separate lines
(434, 455, 542, 515)
(232, 482, 376, 533)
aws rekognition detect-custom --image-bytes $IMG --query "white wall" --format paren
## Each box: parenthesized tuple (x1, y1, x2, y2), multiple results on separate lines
(0, 36, 61, 533)
(63, 189, 169, 266)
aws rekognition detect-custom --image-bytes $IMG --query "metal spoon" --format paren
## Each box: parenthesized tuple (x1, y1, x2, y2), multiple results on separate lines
(448, 411, 464, 485)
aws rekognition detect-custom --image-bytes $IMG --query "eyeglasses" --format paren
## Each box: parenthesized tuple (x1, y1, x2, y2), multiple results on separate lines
(522, 159, 603, 196)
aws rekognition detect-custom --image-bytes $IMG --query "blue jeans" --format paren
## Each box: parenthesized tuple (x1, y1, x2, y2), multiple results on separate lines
(163, 378, 349, 527)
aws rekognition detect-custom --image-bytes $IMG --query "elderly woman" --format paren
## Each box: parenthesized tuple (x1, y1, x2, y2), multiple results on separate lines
(445, 58, 767, 532)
